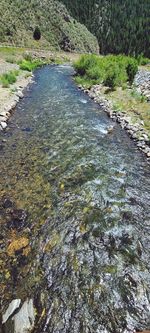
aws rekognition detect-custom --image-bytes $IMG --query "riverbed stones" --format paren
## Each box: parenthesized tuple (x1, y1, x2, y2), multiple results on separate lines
(2, 299, 21, 324)
(0, 121, 7, 129)
(13, 299, 35, 333)
(8, 208, 28, 230)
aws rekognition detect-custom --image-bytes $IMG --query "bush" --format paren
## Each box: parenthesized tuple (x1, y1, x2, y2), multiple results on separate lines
(136, 54, 150, 66)
(74, 54, 138, 89)
(126, 59, 138, 84)
(103, 67, 118, 90)
(19, 59, 44, 71)
(23, 52, 33, 62)
(5, 57, 15, 64)
(0, 70, 19, 87)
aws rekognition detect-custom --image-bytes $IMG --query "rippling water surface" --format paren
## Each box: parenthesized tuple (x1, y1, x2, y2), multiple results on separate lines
(0, 65, 150, 333)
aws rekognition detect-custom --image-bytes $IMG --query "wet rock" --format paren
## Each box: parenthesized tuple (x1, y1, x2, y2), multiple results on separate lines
(8, 209, 28, 230)
(107, 126, 114, 134)
(12, 299, 35, 333)
(2, 299, 21, 324)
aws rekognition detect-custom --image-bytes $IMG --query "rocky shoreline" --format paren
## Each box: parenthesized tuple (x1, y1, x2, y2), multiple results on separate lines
(0, 74, 34, 131)
(78, 83, 150, 159)
(134, 69, 150, 102)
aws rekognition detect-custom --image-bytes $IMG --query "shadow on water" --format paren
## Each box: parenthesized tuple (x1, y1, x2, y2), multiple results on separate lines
(0, 65, 150, 333)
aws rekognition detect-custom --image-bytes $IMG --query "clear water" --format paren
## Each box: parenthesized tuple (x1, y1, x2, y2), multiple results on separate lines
(0, 65, 150, 333)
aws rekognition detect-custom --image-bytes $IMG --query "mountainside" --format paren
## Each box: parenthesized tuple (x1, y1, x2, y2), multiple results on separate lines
(61, 0, 150, 57)
(0, 0, 99, 54)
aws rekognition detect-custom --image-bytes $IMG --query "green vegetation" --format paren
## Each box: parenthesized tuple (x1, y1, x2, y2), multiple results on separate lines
(0, 0, 99, 54)
(0, 70, 19, 87)
(137, 55, 150, 66)
(62, 0, 150, 57)
(74, 54, 138, 89)
(107, 87, 150, 135)
(19, 59, 45, 72)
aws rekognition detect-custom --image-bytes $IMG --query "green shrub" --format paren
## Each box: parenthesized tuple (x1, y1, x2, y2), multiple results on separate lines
(74, 54, 138, 89)
(19, 59, 44, 71)
(5, 57, 15, 64)
(126, 59, 138, 84)
(103, 66, 118, 90)
(136, 54, 150, 66)
(0, 70, 19, 87)
(23, 52, 33, 62)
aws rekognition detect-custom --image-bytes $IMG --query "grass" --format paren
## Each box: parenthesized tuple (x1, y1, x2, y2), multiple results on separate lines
(19, 59, 45, 71)
(0, 70, 19, 87)
(103, 86, 150, 135)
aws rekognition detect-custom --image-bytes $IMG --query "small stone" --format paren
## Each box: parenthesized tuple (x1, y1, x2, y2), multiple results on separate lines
(17, 91, 24, 99)
(0, 115, 7, 122)
(147, 151, 150, 158)
(2, 198, 13, 209)
(0, 121, 7, 129)
(14, 96, 19, 103)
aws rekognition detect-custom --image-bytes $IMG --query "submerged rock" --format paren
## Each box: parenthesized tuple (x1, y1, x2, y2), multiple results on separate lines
(2, 299, 21, 324)
(8, 208, 28, 230)
(7, 237, 29, 256)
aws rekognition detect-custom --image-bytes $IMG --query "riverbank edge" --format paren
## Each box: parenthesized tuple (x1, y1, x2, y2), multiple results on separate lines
(0, 74, 34, 131)
(78, 83, 150, 159)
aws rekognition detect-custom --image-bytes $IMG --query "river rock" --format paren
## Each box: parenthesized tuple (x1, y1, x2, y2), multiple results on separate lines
(0, 115, 7, 122)
(12, 299, 35, 333)
(17, 91, 24, 99)
(1, 121, 7, 129)
(2, 299, 21, 324)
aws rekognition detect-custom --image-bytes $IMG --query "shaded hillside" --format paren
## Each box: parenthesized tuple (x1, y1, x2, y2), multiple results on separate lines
(0, 0, 99, 53)
(62, 0, 150, 57)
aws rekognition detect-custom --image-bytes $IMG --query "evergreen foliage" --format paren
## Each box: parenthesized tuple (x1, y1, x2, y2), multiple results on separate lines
(62, 0, 150, 57)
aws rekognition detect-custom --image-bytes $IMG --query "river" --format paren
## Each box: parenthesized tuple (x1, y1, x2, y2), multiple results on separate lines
(0, 65, 150, 333)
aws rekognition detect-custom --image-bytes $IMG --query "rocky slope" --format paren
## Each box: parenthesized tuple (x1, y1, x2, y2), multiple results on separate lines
(0, 0, 99, 53)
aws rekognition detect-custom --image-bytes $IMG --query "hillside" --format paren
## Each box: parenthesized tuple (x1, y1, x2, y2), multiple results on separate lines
(0, 0, 99, 54)
(62, 0, 150, 57)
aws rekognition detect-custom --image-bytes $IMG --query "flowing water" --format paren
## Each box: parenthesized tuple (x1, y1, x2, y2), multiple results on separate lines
(0, 65, 150, 333)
